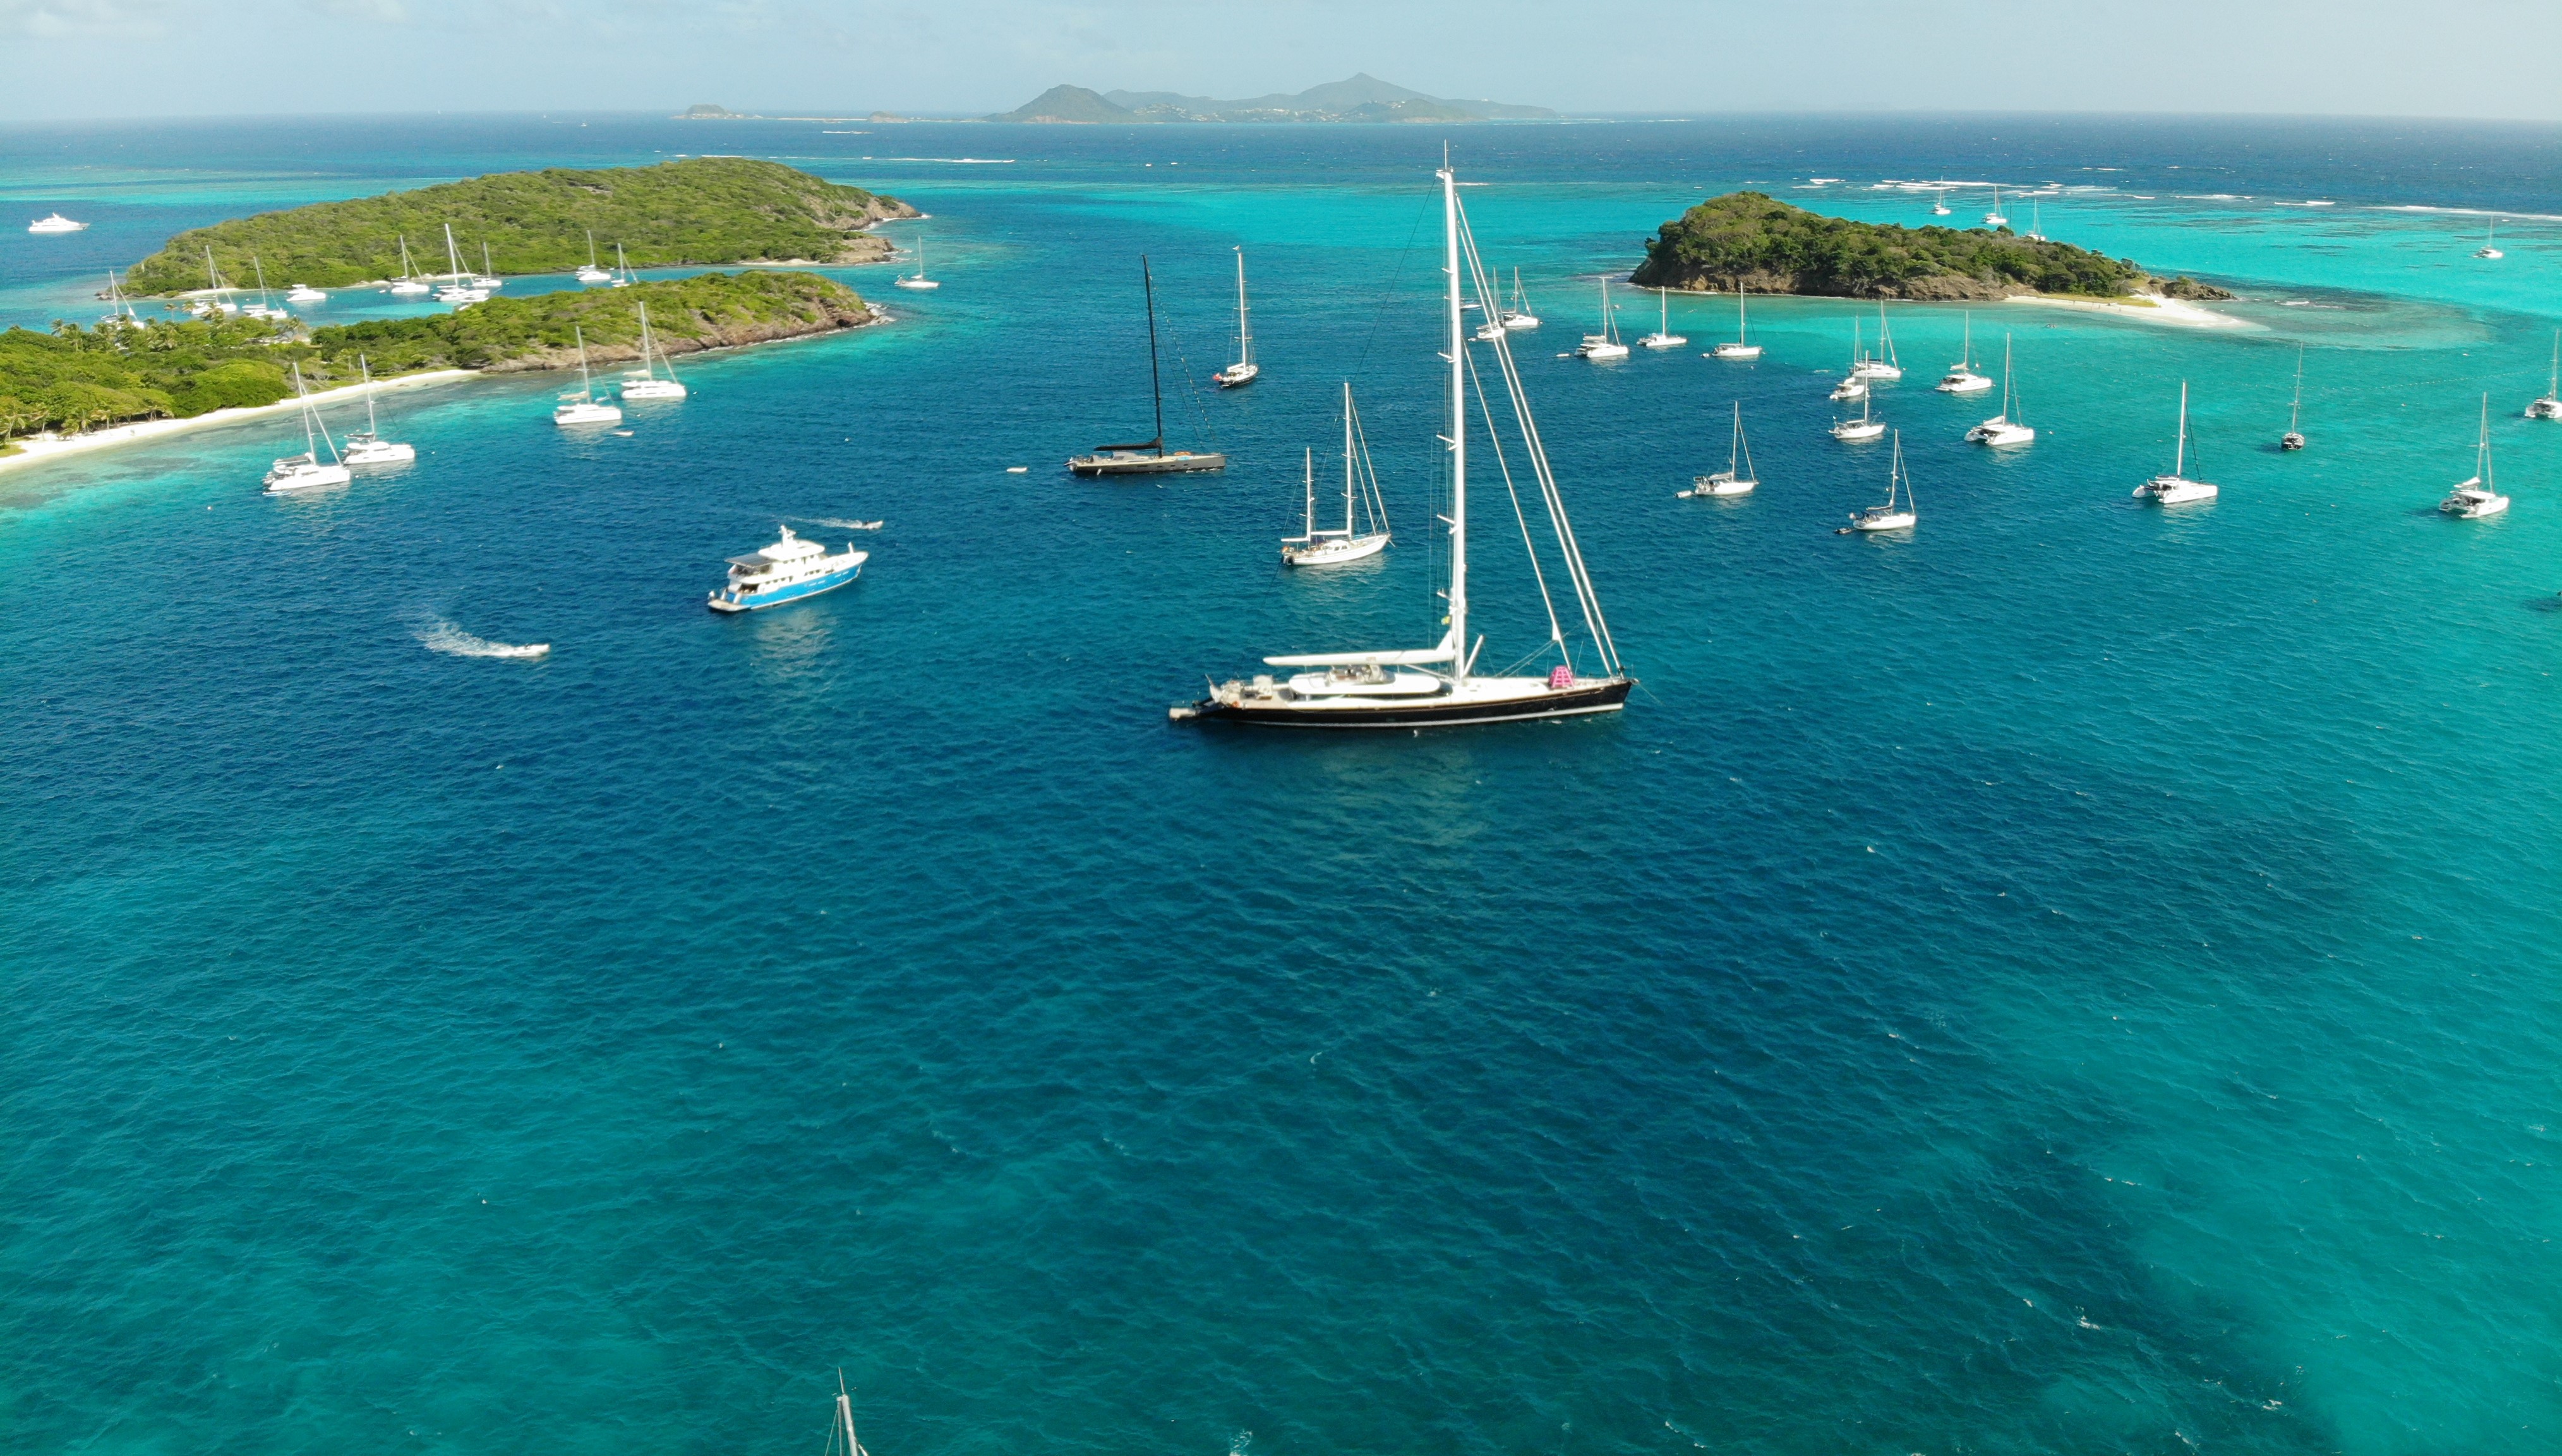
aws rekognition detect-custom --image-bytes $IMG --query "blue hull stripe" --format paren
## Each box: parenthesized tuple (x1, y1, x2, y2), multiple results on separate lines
(711, 562, 862, 611)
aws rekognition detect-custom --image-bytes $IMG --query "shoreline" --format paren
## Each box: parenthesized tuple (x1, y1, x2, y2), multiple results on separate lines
(1643, 281, 2244, 330)
(0, 370, 476, 478)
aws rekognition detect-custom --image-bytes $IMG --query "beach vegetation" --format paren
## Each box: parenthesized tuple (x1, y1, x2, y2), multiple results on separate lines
(1631, 192, 2156, 299)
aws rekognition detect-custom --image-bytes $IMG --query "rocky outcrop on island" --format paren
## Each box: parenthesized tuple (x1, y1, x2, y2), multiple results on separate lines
(122, 159, 918, 295)
(1630, 191, 2223, 302)
(986, 73, 1555, 124)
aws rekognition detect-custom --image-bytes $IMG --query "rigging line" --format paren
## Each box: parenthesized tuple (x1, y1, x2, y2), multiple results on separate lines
(1353, 192, 1438, 378)
(1453, 200, 1620, 674)
(1463, 345, 1569, 660)
(1349, 394, 1391, 536)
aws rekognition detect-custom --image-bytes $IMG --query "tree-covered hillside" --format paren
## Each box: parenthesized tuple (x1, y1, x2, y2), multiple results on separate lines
(121, 159, 914, 295)
(1630, 192, 2162, 300)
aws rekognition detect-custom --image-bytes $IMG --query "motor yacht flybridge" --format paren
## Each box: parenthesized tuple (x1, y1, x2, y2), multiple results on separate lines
(2132, 381, 2216, 503)
(1070, 256, 1226, 476)
(1214, 246, 1256, 385)
(1175, 159, 1633, 729)
(1280, 383, 1390, 566)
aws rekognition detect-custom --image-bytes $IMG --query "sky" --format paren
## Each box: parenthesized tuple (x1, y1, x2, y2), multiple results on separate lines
(2, 0, 2559, 122)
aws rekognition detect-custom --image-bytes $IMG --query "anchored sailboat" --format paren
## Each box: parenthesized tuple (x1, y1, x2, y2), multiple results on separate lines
(1966, 334, 2034, 447)
(894, 234, 940, 290)
(435, 226, 487, 304)
(1852, 300, 1901, 380)
(2281, 344, 2307, 449)
(1829, 318, 1868, 401)
(613, 242, 635, 289)
(342, 355, 415, 465)
(620, 301, 687, 400)
(1983, 184, 2009, 228)
(1841, 432, 1918, 532)
(2526, 331, 2560, 419)
(577, 231, 612, 284)
(1831, 386, 1885, 442)
(1282, 384, 1390, 566)
(2023, 202, 2046, 243)
(1176, 158, 1633, 728)
(2475, 218, 2503, 260)
(2133, 381, 2215, 503)
(1639, 286, 1687, 349)
(1681, 402, 1758, 497)
(1070, 256, 1226, 476)
(1501, 267, 1539, 328)
(262, 364, 352, 493)
(1935, 312, 1990, 392)
(2439, 395, 2509, 518)
(1215, 246, 1257, 386)
(1576, 277, 1628, 359)
(1709, 283, 1761, 359)
(553, 325, 623, 426)
(389, 236, 431, 295)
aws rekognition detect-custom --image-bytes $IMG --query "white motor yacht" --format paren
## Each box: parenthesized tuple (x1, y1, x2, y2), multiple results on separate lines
(28, 212, 87, 234)
(1638, 287, 1687, 349)
(1709, 283, 1762, 359)
(286, 283, 327, 303)
(1282, 387, 1393, 565)
(1851, 300, 1901, 380)
(1501, 267, 1539, 328)
(1967, 335, 2035, 447)
(2132, 381, 2216, 503)
(263, 364, 353, 493)
(2439, 396, 2509, 518)
(553, 325, 625, 426)
(1576, 276, 1628, 359)
(1680, 402, 1759, 496)
(2526, 331, 2561, 420)
(707, 525, 867, 611)
(1831, 390, 1885, 442)
(1934, 311, 1991, 392)
(619, 301, 688, 400)
(341, 355, 416, 465)
(1841, 433, 1918, 532)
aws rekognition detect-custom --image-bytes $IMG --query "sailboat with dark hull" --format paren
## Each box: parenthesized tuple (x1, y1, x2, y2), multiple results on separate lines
(1070, 256, 1227, 477)
(1175, 159, 1634, 730)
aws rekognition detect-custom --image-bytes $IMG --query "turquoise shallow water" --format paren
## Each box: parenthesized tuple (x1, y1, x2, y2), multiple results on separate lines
(5, 116, 2562, 1456)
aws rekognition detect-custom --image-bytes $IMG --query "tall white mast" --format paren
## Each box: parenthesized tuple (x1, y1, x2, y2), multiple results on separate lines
(1342, 382, 1356, 533)
(2175, 380, 2189, 478)
(1234, 246, 1251, 368)
(1302, 448, 1314, 539)
(1441, 156, 1467, 682)
(443, 224, 463, 286)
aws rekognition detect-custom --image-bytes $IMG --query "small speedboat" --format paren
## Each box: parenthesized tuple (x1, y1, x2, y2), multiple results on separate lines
(707, 525, 867, 611)
(27, 213, 85, 234)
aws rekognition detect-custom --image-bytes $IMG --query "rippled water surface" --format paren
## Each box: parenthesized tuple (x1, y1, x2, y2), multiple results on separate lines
(4, 115, 2561, 1456)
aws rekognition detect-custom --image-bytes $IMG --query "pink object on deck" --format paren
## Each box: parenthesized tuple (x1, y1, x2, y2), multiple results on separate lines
(1548, 666, 1575, 689)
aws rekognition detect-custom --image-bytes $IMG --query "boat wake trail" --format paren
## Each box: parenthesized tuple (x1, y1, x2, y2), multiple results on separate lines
(803, 517, 885, 531)
(418, 620, 550, 659)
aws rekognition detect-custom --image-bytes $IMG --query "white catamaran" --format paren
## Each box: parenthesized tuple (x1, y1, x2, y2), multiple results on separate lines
(389, 235, 431, 295)
(1176, 158, 1633, 728)
(620, 301, 687, 400)
(1934, 313, 1991, 393)
(1281, 383, 1391, 566)
(1215, 246, 1256, 386)
(1681, 402, 1759, 497)
(1576, 277, 1628, 359)
(2132, 381, 2215, 503)
(2526, 330, 2560, 420)
(1501, 267, 1539, 329)
(342, 354, 415, 465)
(553, 325, 623, 426)
(2439, 395, 2509, 519)
(1639, 286, 1687, 349)
(262, 364, 352, 493)
(1966, 335, 2034, 447)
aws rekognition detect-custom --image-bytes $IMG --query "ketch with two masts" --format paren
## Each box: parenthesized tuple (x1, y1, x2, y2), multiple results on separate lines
(1176, 158, 1633, 728)
(1281, 383, 1391, 566)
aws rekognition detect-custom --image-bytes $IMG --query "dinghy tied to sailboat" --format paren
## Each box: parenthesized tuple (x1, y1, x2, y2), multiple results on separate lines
(1176, 157, 1633, 728)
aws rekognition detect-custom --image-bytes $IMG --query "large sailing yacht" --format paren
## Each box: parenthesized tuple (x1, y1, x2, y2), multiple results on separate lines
(1176, 159, 1634, 728)
(1070, 257, 1227, 476)
(1215, 247, 1258, 387)
(1280, 383, 1390, 566)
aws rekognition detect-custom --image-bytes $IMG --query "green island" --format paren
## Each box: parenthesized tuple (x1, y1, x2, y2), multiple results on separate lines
(120, 158, 916, 295)
(1629, 192, 2232, 301)
(0, 271, 872, 443)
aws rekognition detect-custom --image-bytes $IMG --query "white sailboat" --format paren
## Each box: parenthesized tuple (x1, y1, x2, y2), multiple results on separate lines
(98, 270, 147, 328)
(1639, 286, 1687, 349)
(1934, 312, 1991, 392)
(435, 226, 487, 304)
(389, 236, 432, 295)
(475, 241, 506, 289)
(1983, 185, 2009, 228)
(2526, 330, 2561, 420)
(1852, 300, 1901, 380)
(2132, 381, 2216, 503)
(2439, 395, 2509, 518)
(613, 242, 635, 289)
(1829, 318, 1868, 401)
(1841, 432, 1919, 532)
(286, 280, 327, 303)
(824, 1375, 870, 1456)
(1282, 385, 1392, 565)
(2475, 218, 2503, 260)
(1177, 157, 1633, 728)
(620, 301, 688, 399)
(1967, 334, 2035, 447)
(342, 355, 416, 465)
(894, 234, 941, 291)
(2280, 344, 2307, 449)
(1709, 283, 1762, 359)
(262, 364, 353, 493)
(1932, 189, 1951, 217)
(553, 325, 624, 426)
(192, 246, 236, 316)
(243, 255, 284, 319)
(1501, 267, 1539, 328)
(1831, 387, 1885, 442)
(577, 231, 613, 284)
(2023, 202, 2046, 243)
(1681, 402, 1758, 496)
(1213, 246, 1256, 385)
(1576, 277, 1628, 359)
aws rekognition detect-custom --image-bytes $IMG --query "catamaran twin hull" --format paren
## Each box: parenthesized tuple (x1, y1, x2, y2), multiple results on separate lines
(1176, 675, 1635, 729)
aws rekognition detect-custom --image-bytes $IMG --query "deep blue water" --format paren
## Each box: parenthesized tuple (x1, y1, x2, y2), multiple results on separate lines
(5, 116, 2562, 1456)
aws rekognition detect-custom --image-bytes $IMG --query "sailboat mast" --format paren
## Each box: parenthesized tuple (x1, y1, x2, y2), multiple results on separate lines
(1142, 256, 1165, 455)
(1303, 448, 1314, 539)
(1342, 382, 1356, 532)
(1441, 160, 1468, 680)
(2290, 345, 2304, 430)
(363, 355, 378, 433)
(2175, 380, 2189, 477)
(1234, 247, 1251, 367)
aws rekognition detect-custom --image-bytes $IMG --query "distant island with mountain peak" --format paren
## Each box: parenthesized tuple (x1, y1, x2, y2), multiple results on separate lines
(986, 74, 1555, 124)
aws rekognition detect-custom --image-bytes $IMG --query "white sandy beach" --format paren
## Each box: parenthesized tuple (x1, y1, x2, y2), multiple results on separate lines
(0, 368, 476, 478)
(2004, 291, 2251, 329)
